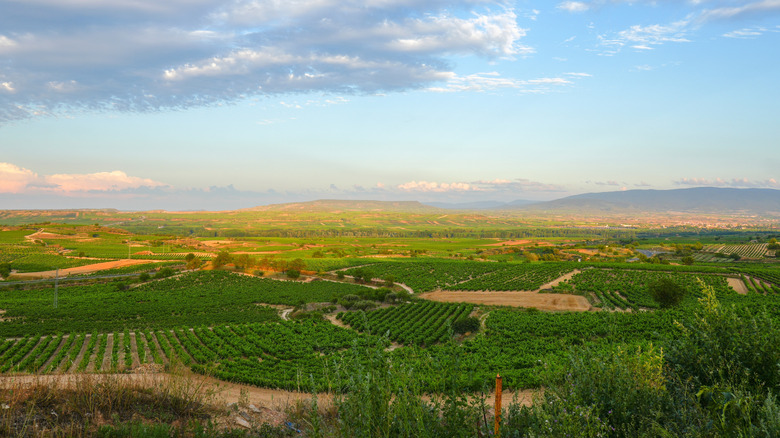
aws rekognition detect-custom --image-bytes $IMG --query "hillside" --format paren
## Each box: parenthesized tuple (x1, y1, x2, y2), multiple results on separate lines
(513, 187, 780, 215)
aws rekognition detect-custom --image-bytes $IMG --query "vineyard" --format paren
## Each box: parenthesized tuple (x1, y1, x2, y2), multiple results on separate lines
(0, 256, 779, 393)
(701, 243, 770, 259)
(0, 271, 377, 337)
(338, 301, 474, 346)
(344, 261, 575, 292)
(549, 268, 734, 310)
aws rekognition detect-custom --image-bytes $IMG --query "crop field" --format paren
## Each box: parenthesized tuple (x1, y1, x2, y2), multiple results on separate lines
(344, 260, 575, 292)
(0, 271, 381, 336)
(338, 301, 474, 346)
(0, 258, 777, 393)
(549, 268, 735, 310)
(2, 213, 780, 414)
(701, 243, 770, 259)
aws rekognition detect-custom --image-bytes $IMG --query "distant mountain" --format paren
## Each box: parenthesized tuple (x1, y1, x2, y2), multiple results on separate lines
(514, 188, 780, 214)
(426, 199, 539, 210)
(241, 199, 444, 213)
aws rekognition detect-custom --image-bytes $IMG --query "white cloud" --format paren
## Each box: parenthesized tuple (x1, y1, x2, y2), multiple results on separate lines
(0, 162, 39, 193)
(0, 35, 17, 51)
(397, 178, 566, 193)
(723, 26, 772, 38)
(558, 1, 590, 13)
(0, 0, 528, 122)
(0, 82, 15, 93)
(0, 162, 166, 194)
(427, 72, 579, 93)
(699, 0, 780, 22)
(398, 181, 474, 192)
(674, 177, 780, 188)
(599, 20, 691, 54)
(45, 171, 166, 192)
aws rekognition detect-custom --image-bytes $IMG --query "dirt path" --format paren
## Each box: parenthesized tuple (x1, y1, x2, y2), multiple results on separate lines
(11, 259, 164, 279)
(324, 313, 349, 329)
(280, 309, 293, 321)
(68, 335, 90, 372)
(130, 333, 140, 368)
(728, 277, 749, 295)
(395, 282, 415, 294)
(102, 334, 114, 371)
(0, 372, 537, 412)
(148, 332, 169, 365)
(420, 290, 591, 312)
(39, 336, 68, 373)
(536, 269, 580, 291)
(85, 335, 100, 372)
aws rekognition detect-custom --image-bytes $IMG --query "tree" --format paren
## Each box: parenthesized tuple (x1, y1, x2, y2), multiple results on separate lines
(186, 257, 202, 270)
(286, 269, 300, 279)
(452, 317, 480, 335)
(185, 253, 196, 262)
(648, 278, 685, 308)
(288, 258, 306, 272)
(681, 256, 695, 265)
(0, 262, 11, 278)
(212, 251, 232, 269)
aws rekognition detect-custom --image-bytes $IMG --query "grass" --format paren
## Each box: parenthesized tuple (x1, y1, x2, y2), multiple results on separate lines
(0, 365, 219, 437)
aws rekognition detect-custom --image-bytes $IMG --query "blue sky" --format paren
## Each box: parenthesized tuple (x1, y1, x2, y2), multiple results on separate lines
(1, 0, 778, 210)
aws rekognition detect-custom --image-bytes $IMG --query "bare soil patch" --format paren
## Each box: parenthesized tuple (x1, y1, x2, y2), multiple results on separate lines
(728, 277, 749, 295)
(0, 371, 536, 415)
(324, 313, 349, 329)
(68, 335, 90, 372)
(11, 259, 162, 279)
(485, 240, 532, 247)
(537, 269, 580, 290)
(420, 290, 591, 312)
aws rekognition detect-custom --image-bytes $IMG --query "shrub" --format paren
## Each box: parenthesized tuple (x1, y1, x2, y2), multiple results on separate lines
(648, 278, 685, 308)
(451, 316, 480, 335)
(154, 267, 175, 279)
(351, 300, 377, 311)
(339, 294, 361, 309)
(286, 269, 300, 279)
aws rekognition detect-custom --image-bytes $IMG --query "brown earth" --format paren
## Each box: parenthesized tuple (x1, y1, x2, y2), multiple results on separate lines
(485, 240, 532, 246)
(419, 290, 591, 312)
(0, 372, 536, 414)
(10, 259, 163, 279)
(728, 277, 749, 295)
(537, 269, 580, 290)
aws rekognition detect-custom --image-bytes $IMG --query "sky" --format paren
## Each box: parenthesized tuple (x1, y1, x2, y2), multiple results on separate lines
(0, 0, 779, 210)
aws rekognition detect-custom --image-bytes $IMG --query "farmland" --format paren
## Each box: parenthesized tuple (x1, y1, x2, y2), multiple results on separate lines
(1, 207, 780, 435)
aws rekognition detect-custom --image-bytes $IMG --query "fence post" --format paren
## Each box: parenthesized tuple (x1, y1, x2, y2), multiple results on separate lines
(495, 374, 502, 437)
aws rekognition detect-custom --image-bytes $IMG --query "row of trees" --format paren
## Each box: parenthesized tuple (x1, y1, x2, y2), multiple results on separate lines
(210, 251, 306, 275)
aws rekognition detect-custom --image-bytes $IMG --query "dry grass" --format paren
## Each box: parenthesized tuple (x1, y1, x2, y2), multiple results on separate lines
(0, 366, 220, 437)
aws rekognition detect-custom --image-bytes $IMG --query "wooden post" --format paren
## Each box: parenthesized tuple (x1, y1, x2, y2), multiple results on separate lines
(495, 374, 502, 437)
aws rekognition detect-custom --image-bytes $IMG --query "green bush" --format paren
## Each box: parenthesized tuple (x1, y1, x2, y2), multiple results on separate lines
(339, 294, 361, 309)
(451, 316, 480, 334)
(648, 278, 685, 308)
(351, 300, 377, 311)
(153, 267, 175, 279)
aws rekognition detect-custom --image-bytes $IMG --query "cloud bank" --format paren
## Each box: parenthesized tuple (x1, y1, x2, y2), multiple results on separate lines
(0, 0, 528, 123)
